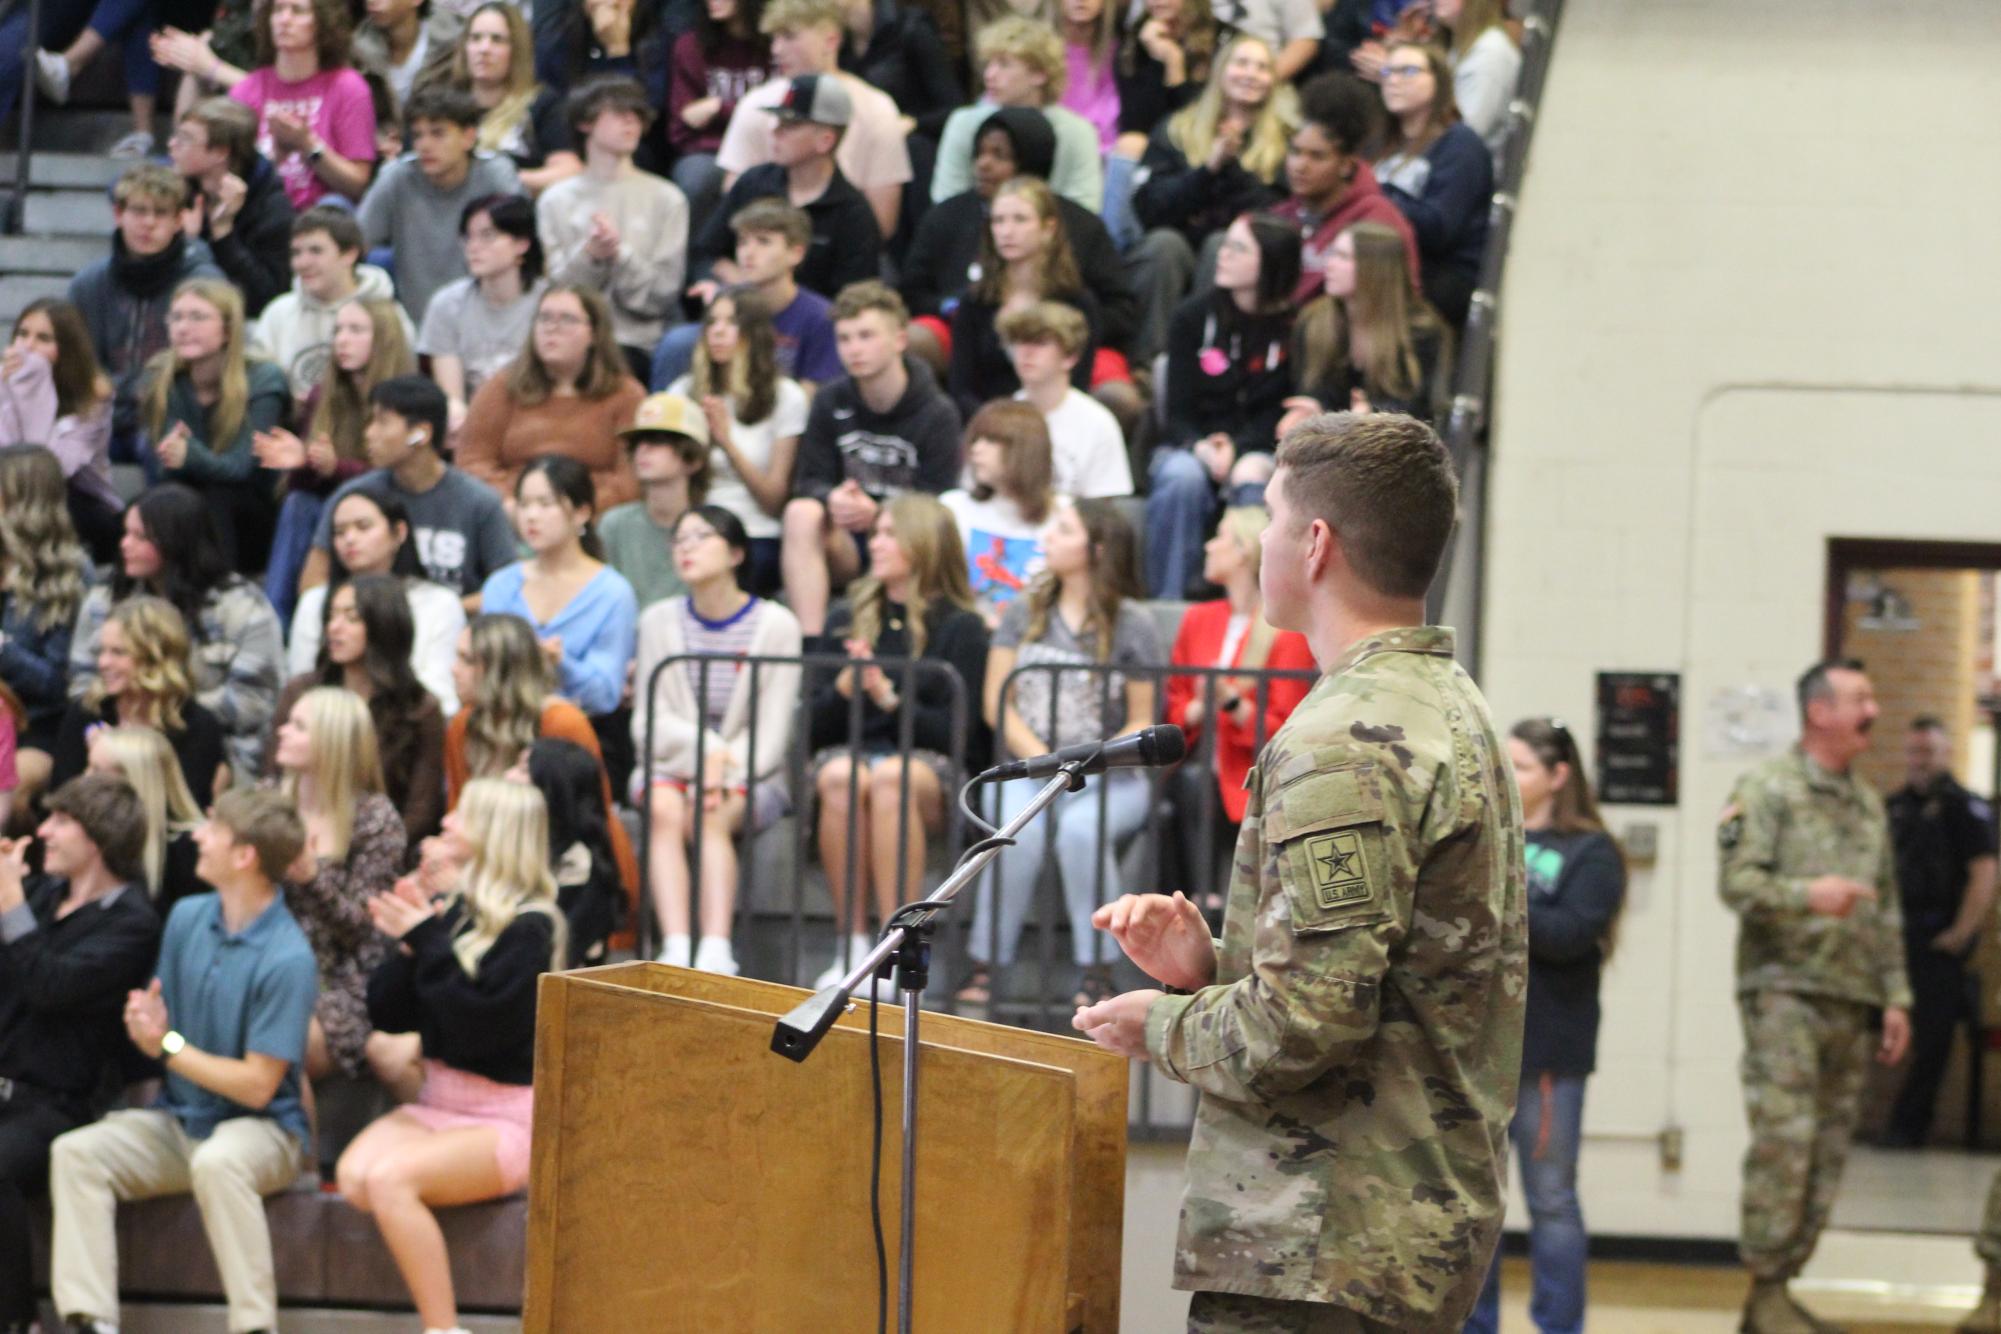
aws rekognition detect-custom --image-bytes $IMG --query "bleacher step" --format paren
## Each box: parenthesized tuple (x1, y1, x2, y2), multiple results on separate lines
(0, 151, 124, 190)
(0, 234, 109, 273)
(0, 272, 73, 316)
(22, 187, 113, 235)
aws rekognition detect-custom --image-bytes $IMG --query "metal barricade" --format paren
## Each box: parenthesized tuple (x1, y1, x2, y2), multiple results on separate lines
(634, 651, 971, 984)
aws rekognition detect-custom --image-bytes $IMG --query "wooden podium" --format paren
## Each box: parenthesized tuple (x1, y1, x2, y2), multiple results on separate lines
(522, 963, 1129, 1332)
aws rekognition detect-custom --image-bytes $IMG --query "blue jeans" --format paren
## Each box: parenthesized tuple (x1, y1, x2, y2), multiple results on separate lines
(263, 489, 326, 631)
(1465, 1073, 1588, 1334)
(1144, 445, 1215, 599)
(650, 321, 701, 390)
(968, 769, 1150, 967)
(1102, 153, 1143, 254)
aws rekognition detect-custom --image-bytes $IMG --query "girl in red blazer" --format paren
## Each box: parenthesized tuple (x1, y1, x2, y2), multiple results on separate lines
(1162, 505, 1316, 897)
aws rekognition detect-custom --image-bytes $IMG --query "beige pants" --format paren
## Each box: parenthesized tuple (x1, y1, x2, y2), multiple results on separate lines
(49, 1109, 305, 1332)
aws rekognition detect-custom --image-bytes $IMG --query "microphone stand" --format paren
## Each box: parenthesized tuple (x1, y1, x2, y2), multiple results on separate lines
(770, 760, 1091, 1334)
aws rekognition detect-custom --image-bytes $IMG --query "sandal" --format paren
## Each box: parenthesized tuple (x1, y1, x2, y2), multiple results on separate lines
(953, 966, 992, 1007)
(1072, 966, 1114, 1010)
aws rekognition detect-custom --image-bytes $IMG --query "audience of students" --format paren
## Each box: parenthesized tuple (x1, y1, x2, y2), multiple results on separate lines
(941, 400, 1059, 625)
(668, 0, 774, 220)
(252, 206, 410, 407)
(168, 96, 299, 319)
(632, 504, 801, 973)
(87, 723, 206, 912)
(447, 2, 586, 196)
(999, 302, 1133, 500)
(0, 446, 91, 811)
(419, 194, 549, 439)
(667, 199, 842, 389)
(1272, 72, 1419, 304)
(1373, 41, 1492, 326)
(1434, 0, 1521, 171)
(218, 0, 380, 209)
(932, 17, 1101, 209)
(1289, 219, 1449, 426)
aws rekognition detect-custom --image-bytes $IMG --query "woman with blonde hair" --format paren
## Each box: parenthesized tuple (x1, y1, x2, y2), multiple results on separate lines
(1288, 219, 1450, 426)
(341, 777, 563, 1334)
(445, 2, 583, 194)
(256, 296, 416, 624)
(52, 595, 229, 808)
(1162, 504, 1314, 901)
(632, 505, 800, 975)
(0, 298, 121, 558)
(457, 284, 647, 511)
(143, 278, 292, 569)
(0, 445, 90, 807)
(1466, 717, 1627, 1334)
(1124, 33, 1295, 359)
(1374, 40, 1492, 325)
(960, 497, 1162, 1009)
(86, 724, 204, 911)
(806, 493, 988, 991)
(948, 176, 1102, 416)
(445, 612, 637, 884)
(1432, 0, 1520, 170)
(271, 685, 407, 1080)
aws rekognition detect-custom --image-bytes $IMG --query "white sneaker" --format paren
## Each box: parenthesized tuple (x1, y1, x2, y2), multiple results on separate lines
(108, 131, 154, 159)
(692, 935, 738, 975)
(653, 933, 690, 966)
(32, 49, 70, 105)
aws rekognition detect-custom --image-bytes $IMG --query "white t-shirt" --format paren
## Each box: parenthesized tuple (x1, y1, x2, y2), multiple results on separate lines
(288, 577, 468, 716)
(667, 374, 809, 540)
(1021, 387, 1134, 499)
(941, 489, 1060, 624)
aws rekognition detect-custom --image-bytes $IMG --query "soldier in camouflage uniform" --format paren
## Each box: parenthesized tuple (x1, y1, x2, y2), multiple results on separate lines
(1075, 414, 1528, 1333)
(1718, 658, 1912, 1334)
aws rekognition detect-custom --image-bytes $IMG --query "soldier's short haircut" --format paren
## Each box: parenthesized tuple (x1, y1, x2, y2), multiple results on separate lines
(1795, 657, 1865, 720)
(1911, 714, 1946, 733)
(1272, 412, 1458, 601)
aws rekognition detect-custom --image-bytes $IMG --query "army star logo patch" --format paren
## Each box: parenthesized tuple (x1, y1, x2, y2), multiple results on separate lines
(1306, 831, 1371, 909)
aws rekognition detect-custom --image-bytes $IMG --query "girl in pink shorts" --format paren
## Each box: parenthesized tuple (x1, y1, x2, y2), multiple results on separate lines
(337, 778, 565, 1334)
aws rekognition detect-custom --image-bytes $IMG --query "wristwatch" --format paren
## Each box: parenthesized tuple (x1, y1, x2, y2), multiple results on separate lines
(160, 1030, 186, 1058)
(305, 142, 326, 164)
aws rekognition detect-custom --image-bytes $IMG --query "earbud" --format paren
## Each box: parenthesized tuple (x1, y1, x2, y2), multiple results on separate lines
(407, 431, 425, 447)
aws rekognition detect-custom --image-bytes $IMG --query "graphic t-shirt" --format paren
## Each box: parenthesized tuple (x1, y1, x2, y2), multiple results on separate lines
(992, 598, 1163, 750)
(231, 67, 379, 211)
(941, 489, 1056, 623)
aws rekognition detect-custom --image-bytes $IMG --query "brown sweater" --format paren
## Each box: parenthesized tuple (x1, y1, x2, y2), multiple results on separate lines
(457, 374, 647, 511)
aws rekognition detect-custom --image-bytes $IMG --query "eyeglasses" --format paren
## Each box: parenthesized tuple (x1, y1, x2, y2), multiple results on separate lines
(534, 312, 589, 329)
(1380, 63, 1429, 81)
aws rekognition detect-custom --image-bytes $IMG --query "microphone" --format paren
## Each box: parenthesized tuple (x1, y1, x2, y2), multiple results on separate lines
(982, 724, 1187, 781)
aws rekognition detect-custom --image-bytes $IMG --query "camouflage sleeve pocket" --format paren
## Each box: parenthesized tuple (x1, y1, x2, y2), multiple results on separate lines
(1264, 762, 1392, 935)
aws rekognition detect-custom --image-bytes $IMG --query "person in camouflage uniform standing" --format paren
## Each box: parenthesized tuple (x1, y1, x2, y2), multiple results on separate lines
(1718, 658, 1912, 1334)
(1074, 413, 1528, 1333)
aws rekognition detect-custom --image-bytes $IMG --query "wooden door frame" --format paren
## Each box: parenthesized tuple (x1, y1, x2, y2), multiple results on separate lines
(1824, 538, 2001, 658)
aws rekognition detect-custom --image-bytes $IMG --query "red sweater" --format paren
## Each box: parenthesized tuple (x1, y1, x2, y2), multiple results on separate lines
(1163, 600, 1318, 823)
(1272, 163, 1423, 308)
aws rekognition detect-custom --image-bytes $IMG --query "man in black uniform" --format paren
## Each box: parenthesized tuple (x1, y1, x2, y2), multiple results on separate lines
(1885, 715, 1997, 1146)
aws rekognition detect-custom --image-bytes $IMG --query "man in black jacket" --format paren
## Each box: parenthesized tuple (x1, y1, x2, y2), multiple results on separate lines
(781, 280, 960, 636)
(169, 97, 298, 319)
(688, 74, 882, 304)
(0, 774, 159, 1334)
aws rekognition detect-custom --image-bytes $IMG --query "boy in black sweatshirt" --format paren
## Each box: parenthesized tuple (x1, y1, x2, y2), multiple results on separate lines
(781, 280, 961, 636)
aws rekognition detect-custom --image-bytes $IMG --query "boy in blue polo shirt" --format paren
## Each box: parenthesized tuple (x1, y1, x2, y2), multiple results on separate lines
(49, 789, 317, 1334)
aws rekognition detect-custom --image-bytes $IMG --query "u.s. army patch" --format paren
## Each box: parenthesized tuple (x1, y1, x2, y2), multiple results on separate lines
(1306, 830, 1371, 908)
(1717, 802, 1742, 851)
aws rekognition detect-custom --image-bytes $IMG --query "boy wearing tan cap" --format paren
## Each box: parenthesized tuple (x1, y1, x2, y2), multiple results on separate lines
(599, 393, 713, 611)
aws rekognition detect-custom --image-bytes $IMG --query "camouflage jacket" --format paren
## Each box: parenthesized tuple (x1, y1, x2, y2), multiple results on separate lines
(1143, 626, 1528, 1328)
(1718, 748, 1913, 1009)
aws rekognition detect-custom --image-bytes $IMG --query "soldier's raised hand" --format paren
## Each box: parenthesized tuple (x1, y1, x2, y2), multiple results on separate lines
(1804, 875, 1875, 918)
(1093, 891, 1216, 992)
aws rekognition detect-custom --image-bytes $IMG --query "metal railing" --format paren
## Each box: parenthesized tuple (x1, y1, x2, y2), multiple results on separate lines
(1436, 0, 1569, 671)
(6, 0, 43, 234)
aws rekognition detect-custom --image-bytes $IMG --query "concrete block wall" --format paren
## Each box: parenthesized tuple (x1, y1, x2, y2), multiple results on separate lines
(1480, 0, 2001, 1241)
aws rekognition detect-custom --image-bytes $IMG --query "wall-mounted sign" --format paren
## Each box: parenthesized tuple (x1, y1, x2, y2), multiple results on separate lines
(1702, 684, 1793, 760)
(1596, 673, 1679, 805)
